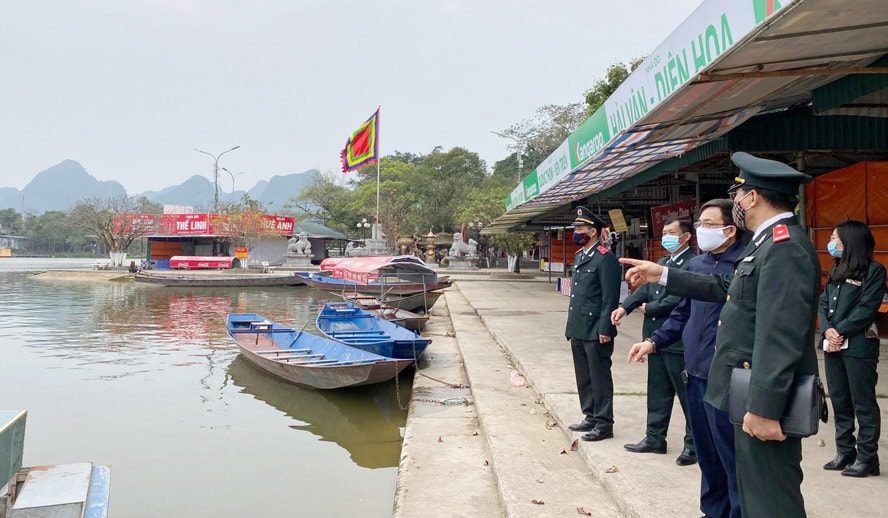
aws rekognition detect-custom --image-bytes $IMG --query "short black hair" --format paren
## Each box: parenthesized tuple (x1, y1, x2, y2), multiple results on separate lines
(665, 216, 693, 235)
(699, 198, 734, 226)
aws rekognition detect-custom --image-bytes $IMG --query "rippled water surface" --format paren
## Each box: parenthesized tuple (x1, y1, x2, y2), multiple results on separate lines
(1, 258, 410, 517)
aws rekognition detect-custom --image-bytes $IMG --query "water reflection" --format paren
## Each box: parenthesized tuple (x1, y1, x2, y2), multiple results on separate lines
(227, 354, 410, 469)
(2, 260, 410, 515)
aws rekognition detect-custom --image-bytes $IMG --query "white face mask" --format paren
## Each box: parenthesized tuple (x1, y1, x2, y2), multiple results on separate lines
(696, 226, 731, 252)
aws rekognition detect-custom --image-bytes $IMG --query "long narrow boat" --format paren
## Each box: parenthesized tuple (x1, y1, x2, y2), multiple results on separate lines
(295, 273, 444, 313)
(341, 294, 429, 332)
(295, 255, 451, 295)
(226, 313, 413, 389)
(316, 302, 431, 360)
(136, 270, 303, 287)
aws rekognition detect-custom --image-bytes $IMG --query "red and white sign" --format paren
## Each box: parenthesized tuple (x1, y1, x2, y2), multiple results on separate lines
(157, 214, 231, 235)
(261, 215, 295, 234)
(112, 213, 157, 234)
(650, 199, 696, 238)
(155, 213, 292, 236)
(169, 256, 235, 269)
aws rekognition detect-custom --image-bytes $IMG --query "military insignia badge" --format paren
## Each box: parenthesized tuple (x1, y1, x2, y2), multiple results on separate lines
(773, 224, 790, 243)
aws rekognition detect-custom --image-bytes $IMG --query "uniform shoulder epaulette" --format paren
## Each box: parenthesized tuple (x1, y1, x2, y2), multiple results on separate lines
(773, 224, 790, 243)
(597, 244, 610, 254)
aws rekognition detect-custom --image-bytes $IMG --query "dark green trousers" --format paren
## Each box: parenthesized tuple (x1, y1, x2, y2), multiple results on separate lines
(645, 350, 694, 451)
(824, 352, 881, 462)
(735, 427, 805, 518)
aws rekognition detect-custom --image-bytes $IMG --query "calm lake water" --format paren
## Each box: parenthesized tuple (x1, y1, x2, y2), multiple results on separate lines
(1, 258, 411, 517)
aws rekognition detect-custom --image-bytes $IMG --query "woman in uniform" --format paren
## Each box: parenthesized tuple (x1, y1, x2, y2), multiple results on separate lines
(819, 220, 887, 477)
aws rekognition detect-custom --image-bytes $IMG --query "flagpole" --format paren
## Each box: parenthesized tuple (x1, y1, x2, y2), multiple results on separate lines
(376, 159, 380, 226)
(375, 107, 381, 231)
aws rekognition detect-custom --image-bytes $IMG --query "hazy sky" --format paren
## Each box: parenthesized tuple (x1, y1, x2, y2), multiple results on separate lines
(2, 0, 701, 194)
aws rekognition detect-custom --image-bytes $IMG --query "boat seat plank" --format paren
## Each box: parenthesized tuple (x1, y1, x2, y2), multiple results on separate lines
(254, 348, 312, 355)
(275, 358, 338, 365)
(230, 327, 294, 333)
(328, 329, 385, 336)
(276, 353, 325, 360)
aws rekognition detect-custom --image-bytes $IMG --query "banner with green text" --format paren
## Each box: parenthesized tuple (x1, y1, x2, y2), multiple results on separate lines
(504, 0, 794, 212)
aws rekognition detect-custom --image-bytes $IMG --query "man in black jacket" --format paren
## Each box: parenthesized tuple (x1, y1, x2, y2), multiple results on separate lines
(621, 153, 819, 518)
(565, 206, 622, 442)
(613, 217, 696, 465)
(628, 199, 746, 518)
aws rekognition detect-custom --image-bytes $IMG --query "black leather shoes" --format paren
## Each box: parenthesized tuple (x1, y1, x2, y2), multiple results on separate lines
(568, 421, 597, 432)
(842, 459, 880, 478)
(623, 439, 666, 454)
(676, 448, 697, 466)
(581, 428, 614, 442)
(824, 452, 857, 471)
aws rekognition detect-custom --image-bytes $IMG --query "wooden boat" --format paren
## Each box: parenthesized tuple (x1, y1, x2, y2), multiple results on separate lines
(316, 302, 431, 360)
(226, 313, 413, 389)
(295, 255, 451, 295)
(136, 270, 303, 287)
(341, 294, 429, 332)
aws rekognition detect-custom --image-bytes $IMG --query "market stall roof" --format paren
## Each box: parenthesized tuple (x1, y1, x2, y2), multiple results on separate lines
(484, 0, 888, 234)
(294, 219, 348, 240)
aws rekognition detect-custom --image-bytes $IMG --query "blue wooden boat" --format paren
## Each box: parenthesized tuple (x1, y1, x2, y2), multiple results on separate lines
(316, 302, 431, 360)
(226, 313, 413, 390)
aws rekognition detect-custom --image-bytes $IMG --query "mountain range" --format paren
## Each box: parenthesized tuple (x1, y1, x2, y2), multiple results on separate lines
(0, 160, 318, 215)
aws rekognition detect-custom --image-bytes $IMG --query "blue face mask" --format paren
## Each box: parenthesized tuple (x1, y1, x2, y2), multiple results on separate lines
(827, 241, 843, 258)
(661, 235, 682, 253)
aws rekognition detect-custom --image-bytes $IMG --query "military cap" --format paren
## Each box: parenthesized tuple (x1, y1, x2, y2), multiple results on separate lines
(729, 152, 812, 195)
(572, 206, 608, 229)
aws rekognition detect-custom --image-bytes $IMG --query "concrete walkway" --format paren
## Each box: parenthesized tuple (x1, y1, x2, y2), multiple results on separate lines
(394, 273, 888, 518)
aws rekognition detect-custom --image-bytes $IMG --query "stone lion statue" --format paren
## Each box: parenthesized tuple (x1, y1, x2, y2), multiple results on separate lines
(448, 233, 478, 258)
(287, 232, 312, 256)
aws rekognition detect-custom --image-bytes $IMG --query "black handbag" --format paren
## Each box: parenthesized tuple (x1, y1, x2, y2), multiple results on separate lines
(728, 368, 828, 438)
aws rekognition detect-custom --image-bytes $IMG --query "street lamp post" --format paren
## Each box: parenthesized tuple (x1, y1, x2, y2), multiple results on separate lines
(356, 218, 371, 239)
(221, 167, 246, 202)
(490, 131, 525, 183)
(195, 145, 240, 212)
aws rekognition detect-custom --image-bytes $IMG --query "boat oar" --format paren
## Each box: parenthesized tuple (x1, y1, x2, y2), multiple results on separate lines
(287, 319, 311, 348)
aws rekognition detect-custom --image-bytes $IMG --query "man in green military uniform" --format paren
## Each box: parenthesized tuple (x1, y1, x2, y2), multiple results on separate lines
(620, 152, 819, 517)
(612, 217, 697, 465)
(566, 207, 622, 442)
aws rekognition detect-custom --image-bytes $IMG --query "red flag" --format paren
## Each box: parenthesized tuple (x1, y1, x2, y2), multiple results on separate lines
(340, 109, 380, 173)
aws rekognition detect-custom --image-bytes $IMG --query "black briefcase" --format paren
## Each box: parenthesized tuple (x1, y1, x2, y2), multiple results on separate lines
(728, 368, 828, 438)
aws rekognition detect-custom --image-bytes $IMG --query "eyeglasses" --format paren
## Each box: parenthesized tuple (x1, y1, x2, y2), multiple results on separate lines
(728, 189, 751, 201)
(694, 222, 729, 230)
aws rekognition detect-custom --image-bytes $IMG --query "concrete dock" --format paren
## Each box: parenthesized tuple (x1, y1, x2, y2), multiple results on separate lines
(394, 273, 888, 517)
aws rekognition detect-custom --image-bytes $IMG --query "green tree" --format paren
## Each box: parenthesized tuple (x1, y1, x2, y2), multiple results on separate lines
(350, 158, 418, 246)
(409, 147, 488, 234)
(584, 58, 644, 115)
(288, 169, 358, 233)
(26, 211, 77, 255)
(0, 208, 24, 235)
(490, 232, 536, 273)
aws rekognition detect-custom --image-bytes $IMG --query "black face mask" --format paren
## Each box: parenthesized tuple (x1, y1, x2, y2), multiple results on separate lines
(573, 232, 591, 246)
